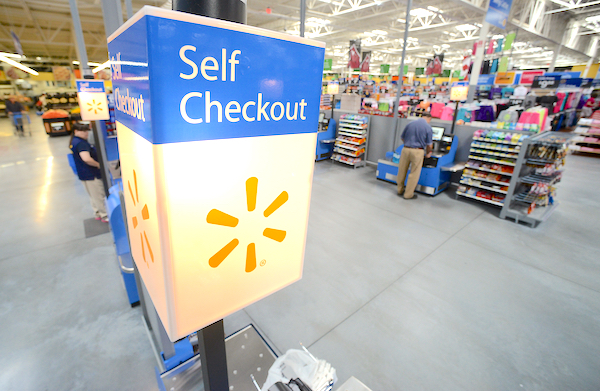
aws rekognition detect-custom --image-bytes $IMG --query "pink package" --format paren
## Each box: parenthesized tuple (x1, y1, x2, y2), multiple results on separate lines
(430, 102, 445, 118)
(440, 106, 455, 121)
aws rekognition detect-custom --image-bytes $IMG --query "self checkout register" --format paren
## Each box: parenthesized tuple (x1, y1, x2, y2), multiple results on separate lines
(376, 125, 458, 195)
(315, 112, 337, 161)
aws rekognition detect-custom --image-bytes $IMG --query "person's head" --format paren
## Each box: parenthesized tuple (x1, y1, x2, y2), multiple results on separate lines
(73, 122, 91, 138)
(422, 112, 432, 124)
(8, 96, 16, 103)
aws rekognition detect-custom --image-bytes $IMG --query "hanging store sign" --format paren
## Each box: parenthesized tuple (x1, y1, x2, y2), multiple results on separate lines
(520, 70, 544, 85)
(324, 59, 332, 71)
(494, 71, 516, 85)
(477, 74, 496, 85)
(485, 0, 514, 29)
(76, 80, 109, 121)
(108, 6, 324, 341)
(532, 75, 561, 89)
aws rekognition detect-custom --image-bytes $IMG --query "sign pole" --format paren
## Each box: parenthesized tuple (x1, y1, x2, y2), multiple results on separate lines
(392, 0, 412, 149)
(169, 3, 244, 390)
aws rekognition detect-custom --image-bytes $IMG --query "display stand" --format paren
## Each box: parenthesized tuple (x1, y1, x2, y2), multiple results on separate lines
(457, 129, 532, 208)
(571, 118, 600, 155)
(332, 113, 369, 168)
(499, 132, 573, 227)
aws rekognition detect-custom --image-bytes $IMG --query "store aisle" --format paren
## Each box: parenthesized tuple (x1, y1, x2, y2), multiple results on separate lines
(1, 116, 599, 391)
(0, 117, 156, 391)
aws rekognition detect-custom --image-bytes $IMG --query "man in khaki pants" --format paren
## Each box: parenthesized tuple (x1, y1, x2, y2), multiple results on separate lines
(397, 114, 433, 200)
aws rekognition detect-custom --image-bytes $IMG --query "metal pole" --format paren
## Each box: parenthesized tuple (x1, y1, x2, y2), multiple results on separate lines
(198, 320, 229, 391)
(125, 0, 133, 19)
(300, 0, 306, 37)
(548, 43, 561, 73)
(392, 0, 412, 149)
(100, 0, 124, 37)
(170, 5, 244, 388)
(68, 0, 92, 78)
(467, 21, 490, 102)
(172, 0, 247, 23)
(583, 37, 599, 78)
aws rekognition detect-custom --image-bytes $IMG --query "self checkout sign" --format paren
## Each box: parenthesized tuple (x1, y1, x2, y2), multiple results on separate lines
(76, 80, 109, 121)
(532, 75, 561, 89)
(108, 6, 324, 341)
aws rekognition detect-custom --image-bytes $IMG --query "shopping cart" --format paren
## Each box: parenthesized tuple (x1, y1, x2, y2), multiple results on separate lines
(11, 112, 32, 137)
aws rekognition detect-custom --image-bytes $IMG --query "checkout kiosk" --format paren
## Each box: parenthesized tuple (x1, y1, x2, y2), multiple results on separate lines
(376, 125, 458, 195)
(315, 112, 337, 161)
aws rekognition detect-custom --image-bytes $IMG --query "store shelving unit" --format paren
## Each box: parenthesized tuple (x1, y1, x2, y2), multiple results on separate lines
(457, 130, 529, 208)
(331, 114, 369, 168)
(570, 118, 600, 155)
(499, 132, 574, 227)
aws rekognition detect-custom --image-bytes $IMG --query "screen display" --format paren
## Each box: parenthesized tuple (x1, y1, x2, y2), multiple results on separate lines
(431, 126, 445, 141)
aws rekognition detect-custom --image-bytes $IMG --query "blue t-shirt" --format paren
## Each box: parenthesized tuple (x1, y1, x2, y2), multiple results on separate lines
(70, 136, 101, 181)
(401, 119, 433, 149)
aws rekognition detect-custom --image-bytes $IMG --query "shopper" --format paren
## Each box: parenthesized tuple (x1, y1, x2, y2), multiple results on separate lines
(70, 123, 108, 222)
(5, 96, 26, 133)
(396, 114, 433, 200)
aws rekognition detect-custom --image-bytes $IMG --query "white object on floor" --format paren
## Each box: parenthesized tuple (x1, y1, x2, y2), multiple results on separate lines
(336, 376, 373, 391)
(261, 349, 337, 391)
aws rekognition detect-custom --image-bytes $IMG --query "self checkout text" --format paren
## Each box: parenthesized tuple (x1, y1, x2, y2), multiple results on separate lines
(178, 46, 308, 124)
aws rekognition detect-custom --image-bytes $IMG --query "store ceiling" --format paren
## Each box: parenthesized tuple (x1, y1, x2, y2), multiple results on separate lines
(0, 0, 599, 72)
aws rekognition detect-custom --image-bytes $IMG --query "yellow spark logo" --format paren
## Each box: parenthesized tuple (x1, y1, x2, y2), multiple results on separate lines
(207, 177, 288, 273)
(128, 169, 154, 267)
(86, 99, 103, 114)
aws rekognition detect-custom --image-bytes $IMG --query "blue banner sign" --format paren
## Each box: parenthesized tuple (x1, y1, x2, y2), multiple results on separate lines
(485, 0, 513, 29)
(477, 74, 497, 85)
(76, 80, 106, 93)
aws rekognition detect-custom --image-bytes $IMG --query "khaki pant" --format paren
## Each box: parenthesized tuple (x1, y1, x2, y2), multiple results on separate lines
(396, 147, 424, 199)
(82, 178, 107, 219)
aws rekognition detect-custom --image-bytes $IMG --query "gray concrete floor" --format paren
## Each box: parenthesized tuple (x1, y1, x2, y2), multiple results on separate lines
(1, 117, 599, 391)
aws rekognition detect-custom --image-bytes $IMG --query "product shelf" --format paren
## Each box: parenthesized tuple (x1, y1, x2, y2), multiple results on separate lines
(334, 142, 363, 151)
(519, 173, 562, 185)
(339, 119, 366, 125)
(333, 147, 364, 157)
(461, 174, 510, 186)
(335, 137, 365, 146)
(338, 124, 367, 130)
(465, 164, 514, 176)
(468, 155, 516, 166)
(469, 149, 519, 159)
(459, 180, 508, 194)
(457, 191, 505, 207)
(471, 142, 521, 153)
(472, 136, 522, 146)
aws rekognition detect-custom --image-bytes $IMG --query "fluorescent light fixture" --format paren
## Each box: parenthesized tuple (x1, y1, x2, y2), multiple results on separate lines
(586, 15, 600, 22)
(372, 29, 388, 35)
(0, 55, 39, 76)
(0, 52, 22, 59)
(306, 17, 330, 26)
(456, 24, 478, 31)
(73, 60, 102, 67)
(410, 8, 434, 17)
(92, 60, 110, 74)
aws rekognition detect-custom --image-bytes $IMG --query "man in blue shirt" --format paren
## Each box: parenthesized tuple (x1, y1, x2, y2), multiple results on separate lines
(70, 123, 108, 222)
(397, 114, 433, 199)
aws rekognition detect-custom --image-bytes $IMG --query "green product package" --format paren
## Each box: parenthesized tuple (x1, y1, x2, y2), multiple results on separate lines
(498, 57, 509, 73)
(503, 32, 515, 51)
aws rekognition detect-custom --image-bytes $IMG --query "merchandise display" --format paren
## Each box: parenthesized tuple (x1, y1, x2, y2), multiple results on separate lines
(499, 132, 573, 227)
(332, 113, 369, 167)
(458, 129, 528, 206)
(571, 117, 600, 155)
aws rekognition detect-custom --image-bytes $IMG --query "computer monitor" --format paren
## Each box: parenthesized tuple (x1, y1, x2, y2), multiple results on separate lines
(318, 112, 325, 123)
(431, 126, 445, 141)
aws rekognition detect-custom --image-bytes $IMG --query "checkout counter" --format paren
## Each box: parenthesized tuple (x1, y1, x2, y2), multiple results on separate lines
(315, 112, 337, 161)
(376, 125, 458, 195)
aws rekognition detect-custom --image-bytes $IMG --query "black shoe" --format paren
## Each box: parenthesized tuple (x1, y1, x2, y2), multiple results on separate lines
(397, 191, 404, 197)
(404, 194, 418, 200)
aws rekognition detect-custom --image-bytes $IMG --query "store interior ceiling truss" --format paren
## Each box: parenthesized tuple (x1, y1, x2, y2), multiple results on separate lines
(0, 0, 598, 72)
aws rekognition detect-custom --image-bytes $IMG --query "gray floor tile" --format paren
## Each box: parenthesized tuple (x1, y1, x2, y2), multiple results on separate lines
(310, 237, 600, 391)
(246, 180, 451, 351)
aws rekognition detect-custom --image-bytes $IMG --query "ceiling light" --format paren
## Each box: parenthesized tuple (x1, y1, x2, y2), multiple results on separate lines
(456, 24, 478, 31)
(0, 55, 39, 76)
(410, 8, 434, 17)
(586, 15, 600, 23)
(92, 60, 110, 74)
(0, 52, 22, 59)
(36, 57, 42, 60)
(372, 29, 388, 35)
(306, 17, 330, 26)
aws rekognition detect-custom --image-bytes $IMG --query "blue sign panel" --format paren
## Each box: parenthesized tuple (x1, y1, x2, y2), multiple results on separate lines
(76, 80, 106, 93)
(452, 81, 468, 87)
(485, 0, 513, 29)
(545, 71, 581, 79)
(477, 74, 496, 85)
(108, 13, 325, 145)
